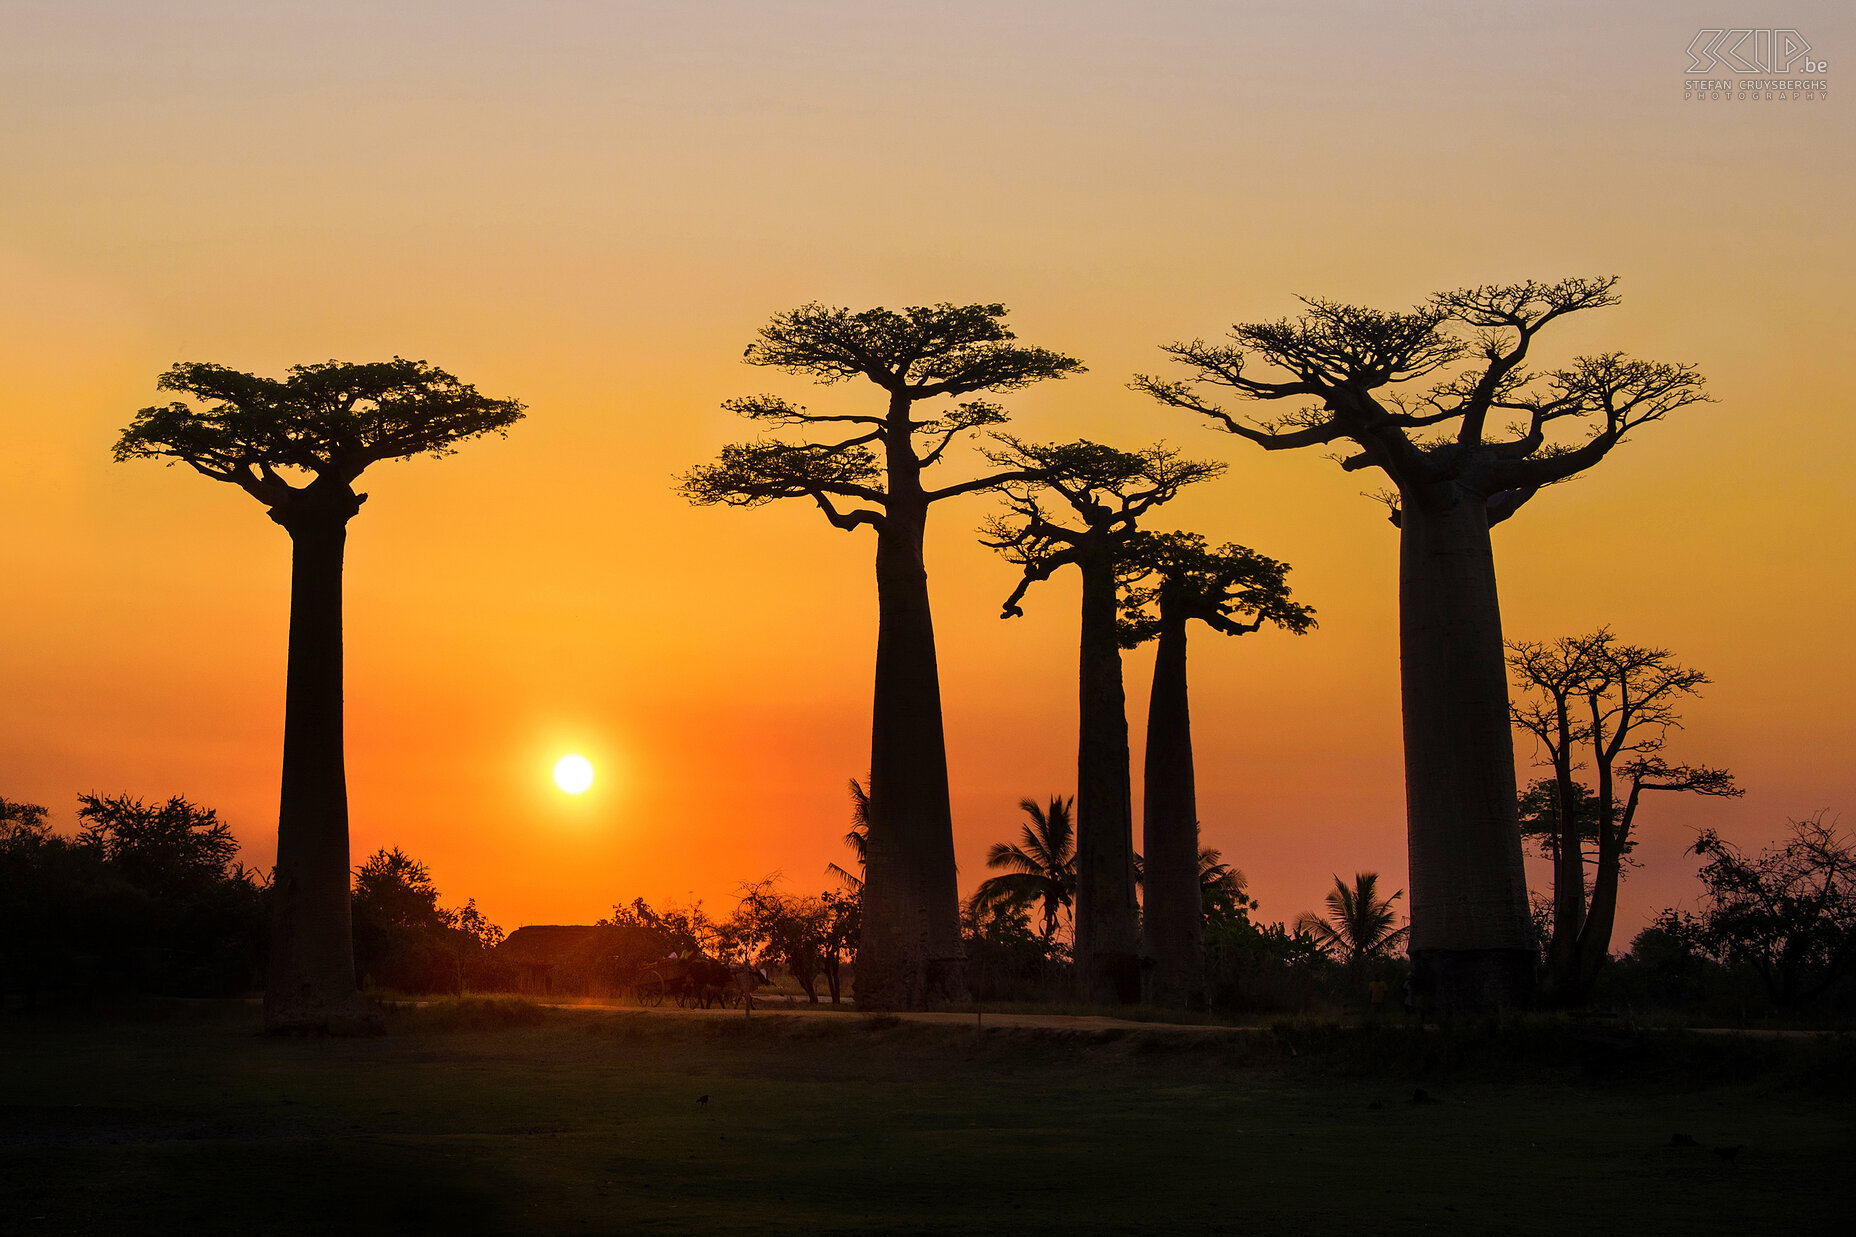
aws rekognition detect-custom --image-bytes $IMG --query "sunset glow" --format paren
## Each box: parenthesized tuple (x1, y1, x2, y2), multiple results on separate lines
(553, 755, 595, 796)
(0, 2, 1849, 944)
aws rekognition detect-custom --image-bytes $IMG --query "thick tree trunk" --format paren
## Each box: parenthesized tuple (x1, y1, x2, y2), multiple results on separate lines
(1073, 552, 1141, 1003)
(1574, 844, 1623, 1000)
(1141, 610, 1204, 1008)
(856, 498, 966, 1010)
(264, 484, 381, 1033)
(1400, 491, 1536, 1012)
(1572, 775, 1635, 1000)
(1542, 746, 1586, 1003)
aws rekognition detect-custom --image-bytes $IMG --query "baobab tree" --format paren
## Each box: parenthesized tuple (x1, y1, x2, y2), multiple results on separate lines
(114, 359, 523, 1033)
(1119, 532, 1313, 1007)
(1137, 278, 1710, 1010)
(981, 440, 1223, 1001)
(1509, 630, 1739, 1002)
(680, 303, 1082, 1009)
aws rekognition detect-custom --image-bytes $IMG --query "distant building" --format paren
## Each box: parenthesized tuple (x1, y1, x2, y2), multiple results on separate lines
(497, 924, 658, 996)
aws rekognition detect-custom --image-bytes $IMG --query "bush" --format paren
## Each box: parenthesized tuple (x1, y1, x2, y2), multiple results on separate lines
(352, 848, 511, 995)
(962, 903, 1072, 1002)
(1203, 906, 1350, 1014)
(1, 793, 267, 1001)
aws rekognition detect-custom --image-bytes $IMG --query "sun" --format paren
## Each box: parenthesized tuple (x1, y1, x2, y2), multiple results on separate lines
(553, 754, 595, 795)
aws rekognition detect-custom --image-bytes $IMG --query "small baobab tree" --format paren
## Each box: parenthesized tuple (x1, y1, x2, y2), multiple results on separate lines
(1509, 630, 1740, 1002)
(681, 304, 1082, 1009)
(1119, 532, 1313, 1008)
(981, 439, 1223, 1002)
(115, 359, 523, 1033)
(1137, 278, 1710, 1010)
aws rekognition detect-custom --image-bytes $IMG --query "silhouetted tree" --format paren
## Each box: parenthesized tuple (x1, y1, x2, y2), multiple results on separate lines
(604, 897, 720, 959)
(735, 880, 833, 1002)
(969, 796, 1077, 944)
(350, 848, 508, 995)
(2, 792, 266, 999)
(1133, 845, 1255, 927)
(826, 778, 869, 892)
(353, 848, 448, 934)
(1510, 630, 1740, 1002)
(1136, 846, 1250, 901)
(1663, 815, 1856, 1007)
(681, 304, 1081, 1009)
(1137, 278, 1709, 1010)
(0, 796, 50, 841)
(818, 888, 860, 1003)
(982, 441, 1223, 1000)
(75, 793, 241, 891)
(115, 359, 523, 1032)
(1118, 532, 1313, 1007)
(1508, 633, 1598, 987)
(1193, 848, 1252, 925)
(1296, 873, 1409, 976)
(1516, 778, 1611, 869)
(1516, 777, 1619, 956)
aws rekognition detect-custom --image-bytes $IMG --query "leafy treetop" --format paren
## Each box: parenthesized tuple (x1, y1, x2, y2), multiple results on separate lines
(0, 796, 50, 843)
(1133, 277, 1709, 525)
(979, 438, 1225, 619)
(1663, 814, 1856, 1006)
(680, 303, 1084, 534)
(1508, 628, 1739, 801)
(1117, 531, 1316, 648)
(76, 792, 242, 888)
(114, 358, 525, 513)
(742, 302, 1083, 396)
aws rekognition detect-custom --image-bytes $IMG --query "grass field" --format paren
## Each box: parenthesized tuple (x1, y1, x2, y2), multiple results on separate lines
(3, 1000, 1849, 1235)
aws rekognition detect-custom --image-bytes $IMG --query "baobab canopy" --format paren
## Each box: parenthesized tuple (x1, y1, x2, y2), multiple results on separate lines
(114, 358, 526, 502)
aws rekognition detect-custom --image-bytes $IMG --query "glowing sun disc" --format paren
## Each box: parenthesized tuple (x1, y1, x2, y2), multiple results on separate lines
(553, 754, 595, 794)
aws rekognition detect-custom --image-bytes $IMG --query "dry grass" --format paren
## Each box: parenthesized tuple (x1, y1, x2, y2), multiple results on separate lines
(1, 1000, 1847, 1234)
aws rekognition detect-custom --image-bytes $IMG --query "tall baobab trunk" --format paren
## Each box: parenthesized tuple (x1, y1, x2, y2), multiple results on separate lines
(264, 483, 380, 1033)
(858, 491, 966, 1009)
(1141, 608, 1204, 1008)
(1399, 490, 1536, 1011)
(1073, 552, 1141, 1003)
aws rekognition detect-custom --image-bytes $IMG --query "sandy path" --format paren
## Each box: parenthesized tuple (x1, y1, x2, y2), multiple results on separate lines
(535, 997, 1249, 1033)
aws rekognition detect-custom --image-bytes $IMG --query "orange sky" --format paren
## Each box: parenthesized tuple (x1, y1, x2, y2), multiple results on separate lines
(2, 2, 1851, 941)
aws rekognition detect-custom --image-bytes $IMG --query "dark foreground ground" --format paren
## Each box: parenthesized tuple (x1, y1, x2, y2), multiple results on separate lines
(2, 1000, 1849, 1236)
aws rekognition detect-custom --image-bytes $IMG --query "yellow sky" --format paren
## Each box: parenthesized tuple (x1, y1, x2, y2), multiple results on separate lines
(2, 2, 1851, 937)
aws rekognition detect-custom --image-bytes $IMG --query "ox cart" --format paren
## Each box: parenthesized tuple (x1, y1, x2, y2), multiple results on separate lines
(628, 955, 758, 1010)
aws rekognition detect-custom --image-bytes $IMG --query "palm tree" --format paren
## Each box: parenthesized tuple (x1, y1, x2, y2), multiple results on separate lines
(826, 778, 870, 892)
(970, 796, 1076, 941)
(1195, 848, 1250, 916)
(1297, 872, 1409, 973)
(1133, 845, 1248, 904)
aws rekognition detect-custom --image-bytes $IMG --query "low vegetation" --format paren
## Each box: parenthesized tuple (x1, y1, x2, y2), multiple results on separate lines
(1, 1002, 1845, 1234)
